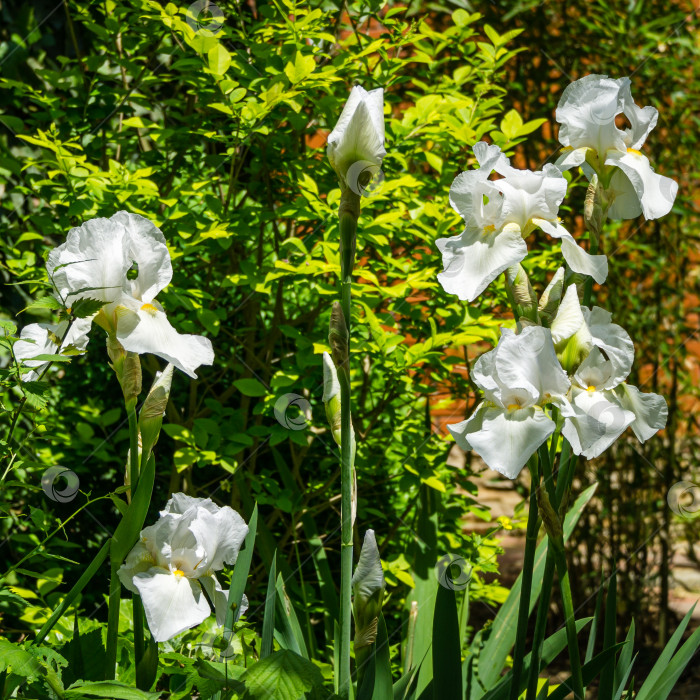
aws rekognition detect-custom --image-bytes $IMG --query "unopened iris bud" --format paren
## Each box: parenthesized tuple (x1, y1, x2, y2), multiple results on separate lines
(550, 285, 593, 373)
(139, 363, 174, 459)
(329, 302, 349, 376)
(322, 352, 342, 444)
(107, 336, 142, 407)
(352, 530, 385, 652)
(538, 267, 566, 325)
(506, 264, 538, 323)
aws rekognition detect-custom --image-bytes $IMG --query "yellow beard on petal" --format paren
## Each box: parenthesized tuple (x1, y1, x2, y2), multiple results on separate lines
(173, 569, 185, 577)
(140, 303, 159, 315)
(627, 148, 642, 157)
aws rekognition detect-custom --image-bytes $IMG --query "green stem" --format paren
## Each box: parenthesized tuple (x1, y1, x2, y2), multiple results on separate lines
(526, 549, 555, 699)
(510, 455, 540, 700)
(553, 544, 584, 699)
(105, 561, 121, 680)
(525, 443, 558, 698)
(127, 407, 140, 497)
(337, 189, 359, 700)
(33, 538, 112, 646)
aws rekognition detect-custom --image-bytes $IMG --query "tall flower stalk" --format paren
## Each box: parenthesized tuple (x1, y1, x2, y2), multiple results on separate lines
(437, 75, 676, 699)
(326, 84, 385, 698)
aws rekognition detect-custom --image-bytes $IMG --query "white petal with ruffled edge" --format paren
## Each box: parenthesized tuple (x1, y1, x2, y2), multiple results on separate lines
(436, 222, 527, 302)
(47, 217, 131, 309)
(133, 568, 211, 642)
(115, 300, 214, 378)
(555, 75, 628, 156)
(492, 326, 570, 401)
(117, 541, 156, 594)
(111, 211, 172, 303)
(561, 387, 635, 459)
(449, 403, 555, 479)
(14, 319, 92, 382)
(583, 306, 634, 383)
(535, 218, 608, 284)
(612, 383, 668, 443)
(187, 506, 249, 573)
(604, 150, 677, 220)
(494, 164, 568, 232)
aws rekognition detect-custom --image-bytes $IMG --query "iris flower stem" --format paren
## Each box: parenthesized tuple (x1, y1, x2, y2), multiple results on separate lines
(127, 407, 145, 673)
(526, 440, 561, 698)
(553, 545, 585, 699)
(105, 561, 121, 679)
(510, 454, 540, 700)
(337, 189, 360, 699)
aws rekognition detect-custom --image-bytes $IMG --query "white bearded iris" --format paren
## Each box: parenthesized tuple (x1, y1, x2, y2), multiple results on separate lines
(437, 142, 607, 302)
(555, 74, 678, 220)
(327, 85, 385, 192)
(448, 326, 570, 479)
(14, 319, 92, 382)
(550, 285, 667, 458)
(117, 493, 249, 643)
(46, 212, 214, 377)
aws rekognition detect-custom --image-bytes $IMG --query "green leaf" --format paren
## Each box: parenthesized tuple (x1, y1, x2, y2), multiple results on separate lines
(474, 483, 598, 695)
(225, 503, 258, 630)
(0, 639, 44, 682)
(432, 584, 462, 698)
(284, 53, 316, 84)
(71, 297, 107, 319)
(548, 643, 626, 700)
(262, 550, 277, 659)
(275, 573, 308, 658)
(208, 44, 231, 75)
(233, 378, 268, 397)
(240, 650, 328, 700)
(64, 680, 161, 699)
(637, 606, 700, 700)
(635, 602, 696, 699)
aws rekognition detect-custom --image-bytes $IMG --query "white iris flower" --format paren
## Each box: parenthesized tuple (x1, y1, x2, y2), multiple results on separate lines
(448, 326, 570, 479)
(437, 142, 607, 302)
(551, 285, 667, 458)
(46, 211, 214, 377)
(555, 74, 678, 220)
(118, 493, 249, 643)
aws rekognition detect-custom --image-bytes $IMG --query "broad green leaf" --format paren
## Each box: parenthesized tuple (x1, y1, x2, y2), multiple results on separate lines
(239, 650, 327, 700)
(233, 378, 268, 397)
(207, 44, 231, 75)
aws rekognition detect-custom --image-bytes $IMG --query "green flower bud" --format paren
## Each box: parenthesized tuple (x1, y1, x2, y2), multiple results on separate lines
(328, 302, 349, 375)
(352, 530, 385, 651)
(322, 352, 342, 445)
(538, 267, 566, 325)
(107, 336, 142, 408)
(506, 264, 538, 323)
(139, 364, 174, 459)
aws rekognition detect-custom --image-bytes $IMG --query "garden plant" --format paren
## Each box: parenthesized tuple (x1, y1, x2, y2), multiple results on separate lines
(1, 1, 699, 699)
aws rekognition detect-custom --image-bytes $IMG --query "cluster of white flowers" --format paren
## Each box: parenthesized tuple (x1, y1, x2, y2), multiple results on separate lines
(117, 493, 249, 642)
(14, 211, 214, 380)
(441, 75, 675, 478)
